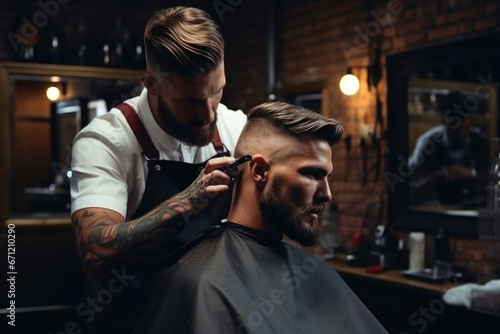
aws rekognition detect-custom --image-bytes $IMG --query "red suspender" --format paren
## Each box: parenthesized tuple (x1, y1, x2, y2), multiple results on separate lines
(116, 103, 159, 160)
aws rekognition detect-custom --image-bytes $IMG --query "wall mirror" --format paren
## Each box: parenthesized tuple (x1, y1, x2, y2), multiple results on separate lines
(386, 31, 500, 237)
(0, 62, 143, 224)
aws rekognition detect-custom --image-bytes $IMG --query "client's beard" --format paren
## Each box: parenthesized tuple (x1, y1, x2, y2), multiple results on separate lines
(260, 177, 324, 246)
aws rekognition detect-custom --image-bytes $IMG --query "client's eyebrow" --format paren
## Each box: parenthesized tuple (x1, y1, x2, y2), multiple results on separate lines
(300, 166, 332, 179)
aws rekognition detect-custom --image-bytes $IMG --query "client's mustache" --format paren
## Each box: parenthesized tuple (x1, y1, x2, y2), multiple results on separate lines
(305, 203, 325, 214)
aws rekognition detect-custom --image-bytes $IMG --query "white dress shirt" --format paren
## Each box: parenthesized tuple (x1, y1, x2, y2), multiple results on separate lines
(71, 88, 247, 219)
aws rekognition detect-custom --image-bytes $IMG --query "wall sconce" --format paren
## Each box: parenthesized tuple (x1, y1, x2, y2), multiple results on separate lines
(46, 78, 66, 101)
(46, 86, 60, 101)
(339, 68, 360, 96)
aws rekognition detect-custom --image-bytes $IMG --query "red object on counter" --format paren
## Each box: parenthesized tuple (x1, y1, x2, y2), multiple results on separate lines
(365, 264, 385, 274)
(351, 231, 364, 248)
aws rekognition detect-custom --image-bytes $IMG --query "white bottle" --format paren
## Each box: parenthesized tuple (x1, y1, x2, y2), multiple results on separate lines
(409, 232, 425, 271)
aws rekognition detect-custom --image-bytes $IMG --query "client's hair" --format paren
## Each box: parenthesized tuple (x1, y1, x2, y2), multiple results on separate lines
(248, 101, 343, 144)
(235, 101, 343, 158)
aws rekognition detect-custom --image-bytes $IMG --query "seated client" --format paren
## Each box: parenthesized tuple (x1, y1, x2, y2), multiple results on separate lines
(132, 101, 388, 334)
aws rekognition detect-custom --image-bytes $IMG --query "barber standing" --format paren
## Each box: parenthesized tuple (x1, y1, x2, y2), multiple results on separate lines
(70, 7, 246, 332)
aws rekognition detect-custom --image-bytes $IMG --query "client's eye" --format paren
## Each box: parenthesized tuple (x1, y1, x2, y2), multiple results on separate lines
(302, 170, 322, 180)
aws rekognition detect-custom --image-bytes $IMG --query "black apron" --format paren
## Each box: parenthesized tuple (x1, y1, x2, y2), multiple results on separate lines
(121, 102, 232, 249)
(93, 103, 232, 333)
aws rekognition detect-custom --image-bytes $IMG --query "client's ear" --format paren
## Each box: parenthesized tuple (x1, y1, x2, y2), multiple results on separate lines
(141, 74, 158, 95)
(250, 155, 269, 187)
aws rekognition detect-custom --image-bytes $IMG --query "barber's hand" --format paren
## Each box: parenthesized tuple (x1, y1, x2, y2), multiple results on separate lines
(199, 156, 237, 195)
(177, 156, 235, 210)
(173, 157, 236, 223)
(442, 165, 473, 181)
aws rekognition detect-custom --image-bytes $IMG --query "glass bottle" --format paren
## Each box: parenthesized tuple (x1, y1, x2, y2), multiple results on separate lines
(481, 139, 500, 240)
(73, 21, 90, 65)
(127, 31, 145, 69)
(90, 19, 115, 66)
(319, 203, 341, 259)
(40, 19, 67, 64)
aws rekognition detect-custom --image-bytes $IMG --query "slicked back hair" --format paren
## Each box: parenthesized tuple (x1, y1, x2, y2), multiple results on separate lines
(144, 6, 224, 80)
(245, 101, 343, 146)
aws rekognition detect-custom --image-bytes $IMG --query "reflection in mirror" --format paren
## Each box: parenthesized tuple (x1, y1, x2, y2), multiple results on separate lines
(10, 74, 142, 217)
(407, 79, 496, 216)
(387, 31, 500, 236)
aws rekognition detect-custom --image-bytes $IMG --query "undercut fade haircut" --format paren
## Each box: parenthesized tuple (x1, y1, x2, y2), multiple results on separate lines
(245, 101, 344, 146)
(144, 6, 224, 80)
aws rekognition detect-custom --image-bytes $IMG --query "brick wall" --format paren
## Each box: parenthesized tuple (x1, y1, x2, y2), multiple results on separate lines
(252, 0, 498, 279)
(220, 0, 500, 279)
(1, 0, 499, 279)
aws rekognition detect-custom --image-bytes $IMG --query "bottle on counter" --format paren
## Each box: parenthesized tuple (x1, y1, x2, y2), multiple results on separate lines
(435, 226, 450, 262)
(408, 232, 425, 271)
(319, 203, 342, 259)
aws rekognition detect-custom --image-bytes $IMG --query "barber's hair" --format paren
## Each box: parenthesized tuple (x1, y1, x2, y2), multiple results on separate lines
(245, 101, 344, 146)
(144, 7, 224, 79)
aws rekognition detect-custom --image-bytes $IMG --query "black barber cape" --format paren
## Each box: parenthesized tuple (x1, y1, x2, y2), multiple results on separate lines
(133, 222, 388, 334)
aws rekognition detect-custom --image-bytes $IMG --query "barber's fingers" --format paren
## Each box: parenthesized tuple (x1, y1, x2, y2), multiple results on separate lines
(203, 156, 236, 173)
(185, 157, 237, 200)
(205, 184, 231, 195)
(203, 169, 234, 196)
(190, 160, 233, 197)
(199, 157, 235, 191)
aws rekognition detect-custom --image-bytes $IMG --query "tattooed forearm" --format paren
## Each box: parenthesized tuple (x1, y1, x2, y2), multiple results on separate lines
(74, 171, 216, 274)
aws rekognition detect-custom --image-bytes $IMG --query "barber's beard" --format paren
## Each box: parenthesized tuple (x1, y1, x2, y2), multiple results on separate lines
(260, 177, 324, 246)
(157, 97, 216, 147)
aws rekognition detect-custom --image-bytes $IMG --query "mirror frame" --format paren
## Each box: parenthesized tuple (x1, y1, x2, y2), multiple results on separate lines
(386, 31, 500, 237)
(0, 62, 143, 226)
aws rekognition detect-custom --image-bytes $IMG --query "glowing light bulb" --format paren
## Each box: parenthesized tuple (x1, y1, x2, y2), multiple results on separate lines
(46, 86, 61, 101)
(339, 74, 360, 96)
